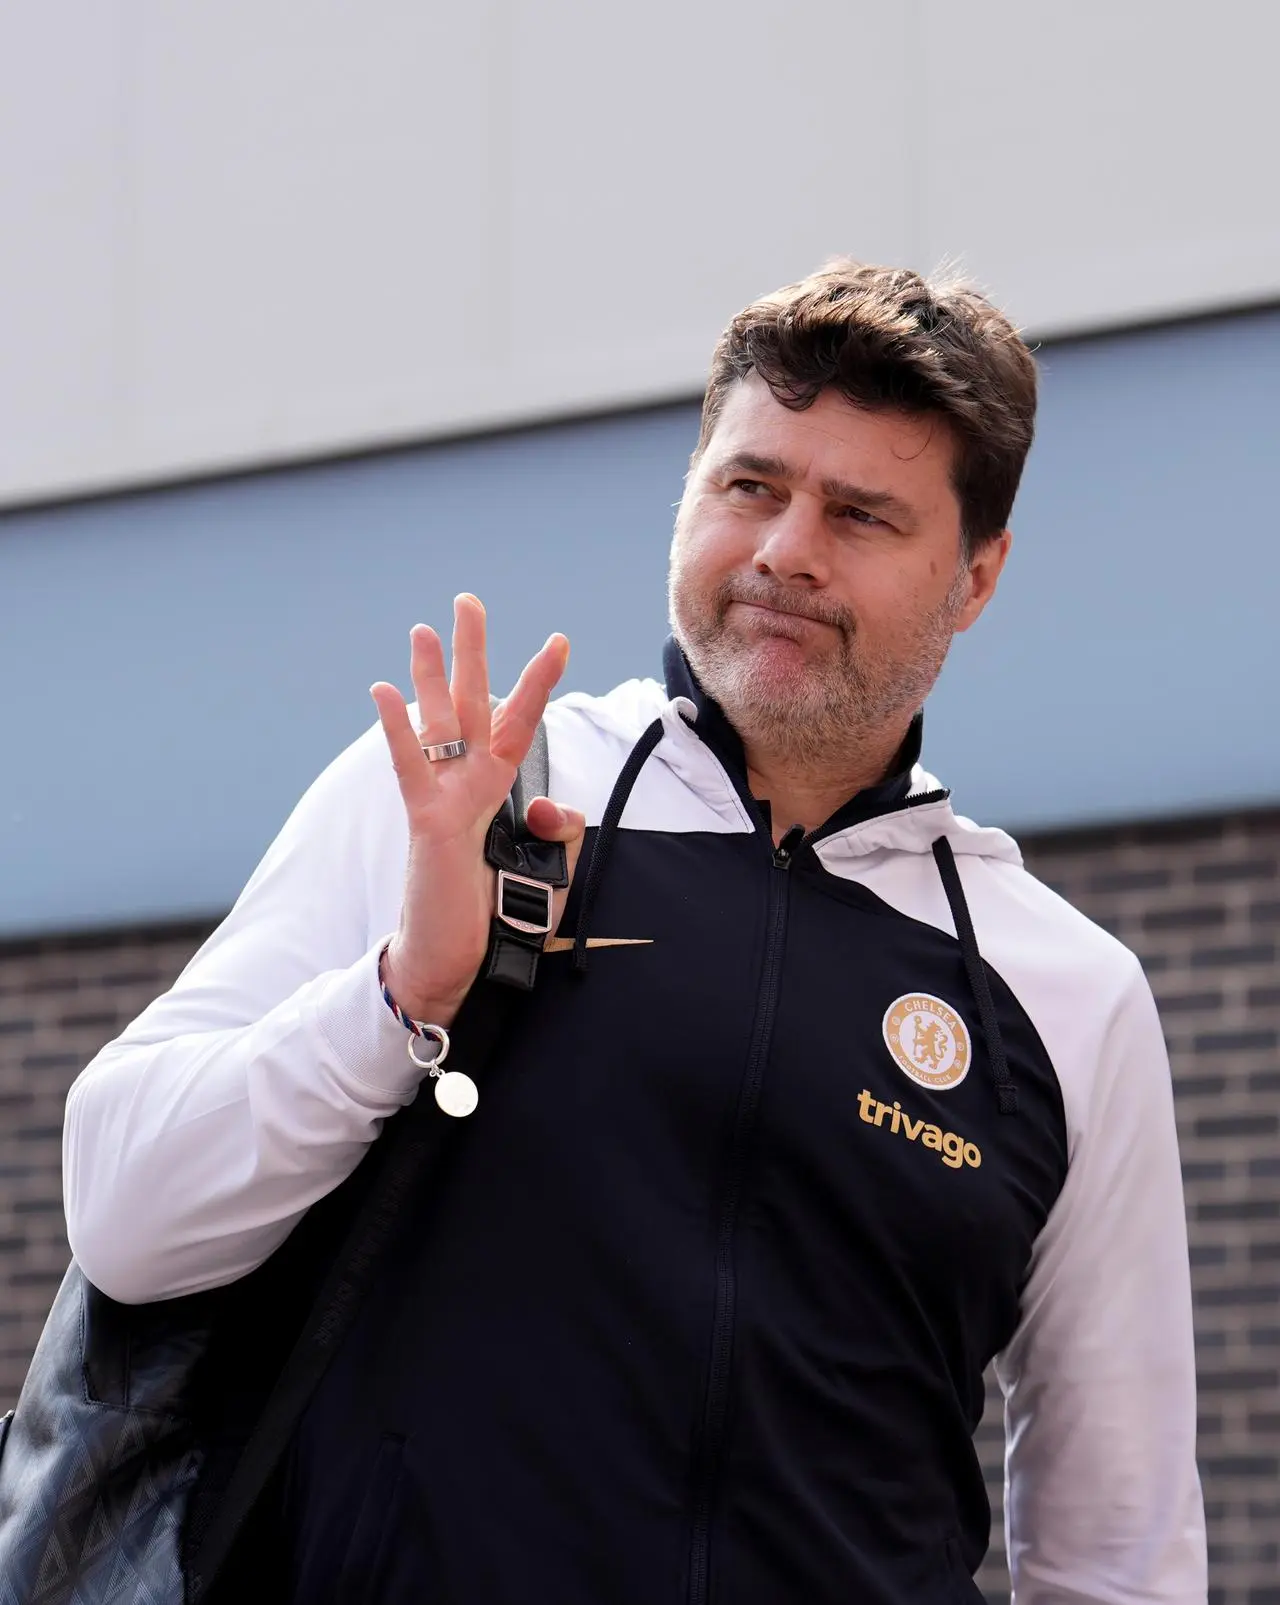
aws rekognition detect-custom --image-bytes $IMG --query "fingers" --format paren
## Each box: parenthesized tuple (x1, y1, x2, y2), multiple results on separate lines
(525, 796, 586, 843)
(450, 594, 492, 749)
(409, 625, 458, 744)
(392, 608, 567, 774)
(491, 634, 570, 767)
(370, 680, 434, 814)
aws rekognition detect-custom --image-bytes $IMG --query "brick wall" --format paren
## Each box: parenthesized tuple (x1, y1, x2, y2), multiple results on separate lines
(2, 809, 1278, 1601)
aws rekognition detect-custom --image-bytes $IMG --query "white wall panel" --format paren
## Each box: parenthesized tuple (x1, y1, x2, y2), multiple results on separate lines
(917, 0, 1280, 335)
(0, 6, 125, 495)
(504, 3, 913, 400)
(1, 0, 1276, 506)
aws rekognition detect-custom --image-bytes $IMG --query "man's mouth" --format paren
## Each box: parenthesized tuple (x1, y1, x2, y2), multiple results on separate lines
(730, 599, 836, 633)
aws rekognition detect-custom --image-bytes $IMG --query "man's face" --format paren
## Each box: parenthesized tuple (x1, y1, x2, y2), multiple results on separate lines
(668, 374, 1007, 763)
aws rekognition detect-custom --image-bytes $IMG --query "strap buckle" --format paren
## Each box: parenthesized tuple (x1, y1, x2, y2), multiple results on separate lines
(496, 870, 554, 937)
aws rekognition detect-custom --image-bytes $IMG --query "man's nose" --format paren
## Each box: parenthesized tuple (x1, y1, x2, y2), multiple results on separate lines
(751, 499, 831, 587)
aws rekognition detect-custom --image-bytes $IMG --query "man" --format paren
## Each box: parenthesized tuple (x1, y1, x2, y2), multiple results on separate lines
(63, 261, 1206, 1602)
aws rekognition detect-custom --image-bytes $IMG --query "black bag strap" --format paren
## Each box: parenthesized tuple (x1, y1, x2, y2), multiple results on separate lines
(187, 723, 554, 1599)
(512, 707, 550, 828)
(482, 703, 569, 991)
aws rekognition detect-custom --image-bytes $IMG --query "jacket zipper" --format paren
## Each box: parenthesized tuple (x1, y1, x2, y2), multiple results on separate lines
(687, 823, 803, 1605)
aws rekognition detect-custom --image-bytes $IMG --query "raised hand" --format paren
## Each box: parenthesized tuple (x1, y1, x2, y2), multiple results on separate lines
(371, 593, 586, 1027)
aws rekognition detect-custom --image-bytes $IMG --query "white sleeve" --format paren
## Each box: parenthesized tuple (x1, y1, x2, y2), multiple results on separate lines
(996, 957, 1207, 1603)
(63, 722, 420, 1305)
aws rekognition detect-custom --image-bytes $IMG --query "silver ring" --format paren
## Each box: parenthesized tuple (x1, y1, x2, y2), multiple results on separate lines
(421, 738, 467, 763)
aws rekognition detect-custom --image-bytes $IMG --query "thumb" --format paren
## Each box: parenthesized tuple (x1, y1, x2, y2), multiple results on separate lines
(525, 796, 587, 843)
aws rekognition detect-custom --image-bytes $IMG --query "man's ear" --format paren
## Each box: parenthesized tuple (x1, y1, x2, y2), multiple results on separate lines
(954, 529, 1012, 634)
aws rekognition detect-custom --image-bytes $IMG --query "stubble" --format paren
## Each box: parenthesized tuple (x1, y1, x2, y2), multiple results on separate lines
(668, 557, 967, 773)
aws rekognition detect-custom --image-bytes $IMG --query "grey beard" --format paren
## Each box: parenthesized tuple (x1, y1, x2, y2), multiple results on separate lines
(669, 568, 967, 773)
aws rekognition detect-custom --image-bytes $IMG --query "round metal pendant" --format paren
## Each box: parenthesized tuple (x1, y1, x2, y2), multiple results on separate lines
(434, 1070, 479, 1119)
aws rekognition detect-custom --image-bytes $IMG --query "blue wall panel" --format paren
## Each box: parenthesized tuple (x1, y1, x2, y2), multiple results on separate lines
(2, 310, 1278, 936)
(930, 308, 1280, 833)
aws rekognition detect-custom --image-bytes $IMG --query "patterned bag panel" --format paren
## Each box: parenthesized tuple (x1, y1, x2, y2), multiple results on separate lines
(0, 1267, 206, 1605)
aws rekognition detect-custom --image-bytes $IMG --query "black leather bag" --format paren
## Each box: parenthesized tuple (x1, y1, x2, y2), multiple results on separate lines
(0, 725, 567, 1604)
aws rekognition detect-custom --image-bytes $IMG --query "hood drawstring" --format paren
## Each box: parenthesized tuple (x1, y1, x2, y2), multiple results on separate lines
(572, 716, 667, 974)
(932, 837, 1019, 1115)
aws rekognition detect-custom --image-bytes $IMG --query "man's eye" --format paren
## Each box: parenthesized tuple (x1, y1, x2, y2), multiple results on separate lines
(838, 505, 882, 526)
(729, 479, 768, 496)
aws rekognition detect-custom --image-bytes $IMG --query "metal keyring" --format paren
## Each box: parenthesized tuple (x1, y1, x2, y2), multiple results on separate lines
(407, 1023, 451, 1072)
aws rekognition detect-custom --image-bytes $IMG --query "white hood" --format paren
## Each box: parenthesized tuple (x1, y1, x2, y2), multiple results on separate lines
(553, 677, 1023, 868)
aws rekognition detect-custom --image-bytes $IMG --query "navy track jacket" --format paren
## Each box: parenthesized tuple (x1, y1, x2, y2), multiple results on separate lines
(64, 643, 1206, 1603)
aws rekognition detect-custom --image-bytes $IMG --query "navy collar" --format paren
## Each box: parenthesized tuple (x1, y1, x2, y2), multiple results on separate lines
(661, 636, 923, 835)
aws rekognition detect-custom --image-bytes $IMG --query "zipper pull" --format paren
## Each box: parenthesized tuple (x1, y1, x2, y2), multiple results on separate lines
(773, 823, 805, 869)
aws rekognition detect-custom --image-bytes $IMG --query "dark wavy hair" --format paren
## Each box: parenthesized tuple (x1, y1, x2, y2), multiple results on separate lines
(697, 259, 1038, 557)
